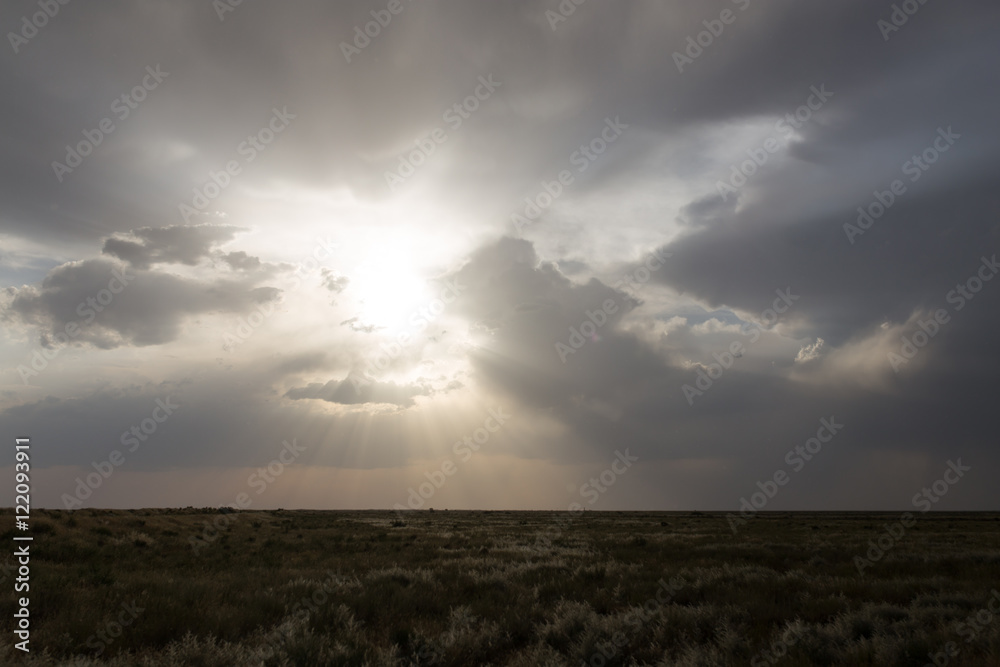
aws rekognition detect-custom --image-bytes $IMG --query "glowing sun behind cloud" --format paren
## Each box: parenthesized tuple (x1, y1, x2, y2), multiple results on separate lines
(350, 245, 433, 331)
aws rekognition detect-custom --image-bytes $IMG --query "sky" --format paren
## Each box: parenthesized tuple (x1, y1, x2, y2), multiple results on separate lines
(1, 0, 998, 512)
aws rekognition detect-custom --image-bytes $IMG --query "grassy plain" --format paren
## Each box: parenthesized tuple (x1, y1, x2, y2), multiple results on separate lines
(1, 508, 999, 666)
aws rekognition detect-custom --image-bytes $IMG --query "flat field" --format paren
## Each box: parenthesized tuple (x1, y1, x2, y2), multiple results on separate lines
(2, 509, 1000, 666)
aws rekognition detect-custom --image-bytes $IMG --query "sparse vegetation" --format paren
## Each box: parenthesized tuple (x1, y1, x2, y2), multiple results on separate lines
(2, 509, 999, 665)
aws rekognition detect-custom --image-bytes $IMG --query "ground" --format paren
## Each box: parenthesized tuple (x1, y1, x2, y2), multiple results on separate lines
(2, 508, 1000, 666)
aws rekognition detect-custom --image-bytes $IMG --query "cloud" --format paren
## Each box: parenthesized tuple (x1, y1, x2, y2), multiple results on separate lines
(284, 377, 429, 408)
(339, 317, 379, 334)
(222, 251, 263, 272)
(795, 338, 825, 364)
(320, 268, 350, 293)
(3, 257, 280, 349)
(102, 223, 244, 269)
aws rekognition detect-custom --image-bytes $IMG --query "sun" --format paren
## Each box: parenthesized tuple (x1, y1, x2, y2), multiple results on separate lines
(351, 247, 432, 330)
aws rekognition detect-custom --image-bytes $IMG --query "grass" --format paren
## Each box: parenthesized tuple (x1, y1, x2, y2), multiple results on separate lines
(1, 509, 1000, 665)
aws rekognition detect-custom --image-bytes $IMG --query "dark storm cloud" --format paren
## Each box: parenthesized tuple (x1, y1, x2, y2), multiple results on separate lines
(435, 236, 1000, 491)
(655, 171, 1000, 346)
(1, 0, 996, 245)
(101, 223, 243, 269)
(644, 7, 1000, 346)
(440, 237, 680, 461)
(2, 219, 285, 348)
(3, 257, 280, 348)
